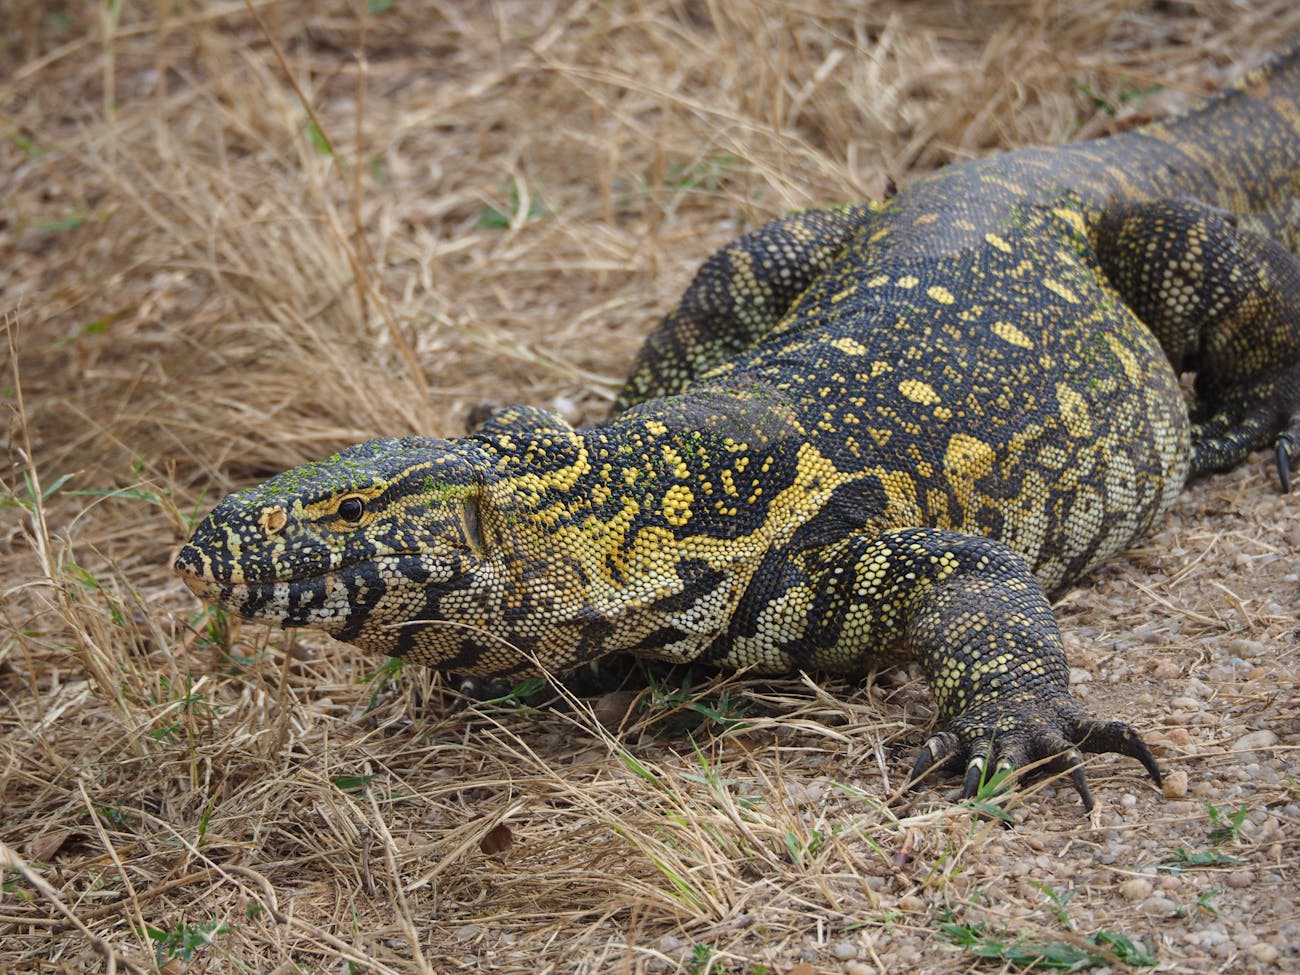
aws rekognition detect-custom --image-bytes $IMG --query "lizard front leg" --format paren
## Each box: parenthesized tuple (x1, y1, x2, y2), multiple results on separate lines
(793, 527, 1162, 810)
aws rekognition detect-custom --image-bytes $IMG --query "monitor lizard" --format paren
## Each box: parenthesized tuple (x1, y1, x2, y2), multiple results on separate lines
(176, 49, 1300, 811)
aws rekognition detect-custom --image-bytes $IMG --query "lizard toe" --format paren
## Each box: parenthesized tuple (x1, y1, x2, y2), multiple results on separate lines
(1274, 424, 1297, 493)
(1071, 717, 1163, 787)
(960, 750, 994, 800)
(906, 731, 968, 790)
(906, 693, 1160, 812)
(966, 727, 1090, 808)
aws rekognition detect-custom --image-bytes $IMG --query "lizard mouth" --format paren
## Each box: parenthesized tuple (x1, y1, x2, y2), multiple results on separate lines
(176, 563, 220, 600)
(175, 558, 353, 628)
(175, 545, 439, 630)
(174, 539, 323, 617)
(174, 540, 352, 590)
(175, 561, 286, 613)
(175, 556, 308, 591)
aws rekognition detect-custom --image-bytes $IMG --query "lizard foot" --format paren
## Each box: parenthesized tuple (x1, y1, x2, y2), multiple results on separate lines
(904, 693, 1162, 812)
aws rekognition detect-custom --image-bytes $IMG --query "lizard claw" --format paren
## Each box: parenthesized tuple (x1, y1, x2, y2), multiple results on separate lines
(903, 694, 1161, 812)
(1275, 430, 1295, 493)
(907, 730, 968, 785)
(962, 753, 991, 799)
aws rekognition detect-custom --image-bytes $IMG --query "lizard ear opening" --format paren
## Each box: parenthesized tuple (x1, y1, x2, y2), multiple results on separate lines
(463, 492, 486, 555)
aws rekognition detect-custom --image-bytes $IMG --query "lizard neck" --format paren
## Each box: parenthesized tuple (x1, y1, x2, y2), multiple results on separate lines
(475, 394, 818, 578)
(401, 395, 838, 676)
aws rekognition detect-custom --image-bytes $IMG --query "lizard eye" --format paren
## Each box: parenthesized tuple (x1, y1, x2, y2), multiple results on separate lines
(338, 496, 366, 523)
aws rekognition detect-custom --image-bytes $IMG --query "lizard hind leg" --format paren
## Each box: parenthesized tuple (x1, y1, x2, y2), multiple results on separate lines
(1192, 358, 1300, 491)
(1092, 197, 1300, 490)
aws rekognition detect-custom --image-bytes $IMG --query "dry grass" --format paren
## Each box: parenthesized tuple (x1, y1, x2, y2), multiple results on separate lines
(2, 2, 1298, 972)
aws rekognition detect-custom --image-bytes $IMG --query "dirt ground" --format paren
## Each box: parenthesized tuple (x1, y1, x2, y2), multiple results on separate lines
(2, 2, 1298, 973)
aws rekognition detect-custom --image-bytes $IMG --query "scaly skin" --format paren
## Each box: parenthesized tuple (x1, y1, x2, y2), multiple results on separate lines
(177, 50, 1300, 810)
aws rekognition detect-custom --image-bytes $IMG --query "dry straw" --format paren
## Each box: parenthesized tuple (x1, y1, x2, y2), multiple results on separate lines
(2, 2, 1298, 972)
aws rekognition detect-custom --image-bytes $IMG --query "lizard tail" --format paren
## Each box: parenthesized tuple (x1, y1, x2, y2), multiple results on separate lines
(1140, 46, 1300, 247)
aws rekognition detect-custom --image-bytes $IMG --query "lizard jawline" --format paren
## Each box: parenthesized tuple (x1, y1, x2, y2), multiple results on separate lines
(176, 564, 363, 632)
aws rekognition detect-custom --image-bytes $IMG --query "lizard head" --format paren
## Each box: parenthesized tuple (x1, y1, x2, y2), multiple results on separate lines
(175, 436, 490, 647)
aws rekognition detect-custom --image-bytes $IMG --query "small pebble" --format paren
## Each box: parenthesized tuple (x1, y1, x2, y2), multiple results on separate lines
(845, 963, 876, 975)
(1140, 896, 1177, 915)
(1211, 940, 1239, 960)
(1120, 878, 1153, 901)
(1226, 870, 1254, 889)
(1232, 730, 1279, 753)
(894, 946, 921, 966)
(1162, 769, 1189, 798)
(1248, 943, 1280, 963)
(832, 942, 858, 961)
(1151, 660, 1181, 680)
(593, 690, 638, 729)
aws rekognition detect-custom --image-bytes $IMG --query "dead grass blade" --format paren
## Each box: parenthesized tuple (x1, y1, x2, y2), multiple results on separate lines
(3, 2, 1299, 972)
